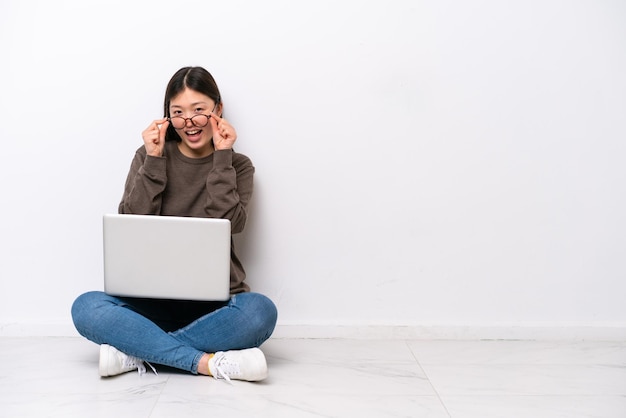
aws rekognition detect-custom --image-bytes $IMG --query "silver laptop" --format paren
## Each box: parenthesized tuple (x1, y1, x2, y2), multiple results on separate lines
(103, 214, 231, 301)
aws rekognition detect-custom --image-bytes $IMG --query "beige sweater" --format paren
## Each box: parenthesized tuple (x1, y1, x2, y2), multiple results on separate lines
(119, 140, 255, 294)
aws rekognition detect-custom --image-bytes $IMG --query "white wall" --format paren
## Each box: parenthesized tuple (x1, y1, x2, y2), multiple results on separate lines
(1, 0, 625, 338)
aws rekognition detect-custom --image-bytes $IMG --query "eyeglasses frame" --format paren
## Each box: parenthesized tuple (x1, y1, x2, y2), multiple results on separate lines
(167, 103, 219, 129)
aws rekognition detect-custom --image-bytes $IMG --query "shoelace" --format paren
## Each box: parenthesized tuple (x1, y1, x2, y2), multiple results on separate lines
(211, 352, 240, 384)
(124, 355, 158, 376)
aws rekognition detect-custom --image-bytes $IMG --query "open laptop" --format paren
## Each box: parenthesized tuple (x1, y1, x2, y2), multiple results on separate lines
(103, 214, 231, 301)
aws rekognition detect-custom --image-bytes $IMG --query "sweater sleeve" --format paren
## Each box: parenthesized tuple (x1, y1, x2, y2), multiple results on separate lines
(205, 149, 254, 234)
(118, 148, 167, 215)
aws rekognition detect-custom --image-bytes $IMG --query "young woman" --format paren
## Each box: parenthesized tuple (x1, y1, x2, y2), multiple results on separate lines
(71, 67, 277, 382)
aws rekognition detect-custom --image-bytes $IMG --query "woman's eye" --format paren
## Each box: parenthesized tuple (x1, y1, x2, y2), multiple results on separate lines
(195, 108, 204, 113)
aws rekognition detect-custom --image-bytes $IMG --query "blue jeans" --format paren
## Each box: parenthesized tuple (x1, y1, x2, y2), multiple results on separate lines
(71, 291, 277, 374)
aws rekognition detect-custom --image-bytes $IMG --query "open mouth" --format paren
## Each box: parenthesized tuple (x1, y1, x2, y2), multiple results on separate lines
(185, 129, 203, 140)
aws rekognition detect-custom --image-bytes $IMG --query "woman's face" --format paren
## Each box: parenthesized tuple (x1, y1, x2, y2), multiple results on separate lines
(169, 87, 221, 158)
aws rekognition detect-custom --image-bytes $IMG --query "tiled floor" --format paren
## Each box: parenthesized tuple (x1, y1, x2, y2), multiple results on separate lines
(1, 337, 625, 417)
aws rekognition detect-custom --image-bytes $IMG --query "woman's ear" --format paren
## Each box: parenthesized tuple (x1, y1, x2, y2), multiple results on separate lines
(217, 102, 223, 117)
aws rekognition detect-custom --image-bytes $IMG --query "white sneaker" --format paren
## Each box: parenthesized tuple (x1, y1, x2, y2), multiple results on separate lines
(99, 344, 156, 377)
(208, 347, 268, 382)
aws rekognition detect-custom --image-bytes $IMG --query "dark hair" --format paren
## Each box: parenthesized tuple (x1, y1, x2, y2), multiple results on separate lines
(163, 67, 222, 142)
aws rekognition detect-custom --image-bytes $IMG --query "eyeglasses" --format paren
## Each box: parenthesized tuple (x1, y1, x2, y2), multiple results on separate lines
(168, 114, 212, 129)
(168, 103, 219, 130)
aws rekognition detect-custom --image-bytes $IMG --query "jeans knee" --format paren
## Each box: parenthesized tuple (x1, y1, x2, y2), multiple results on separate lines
(240, 292, 278, 340)
(71, 291, 107, 334)
(261, 295, 278, 331)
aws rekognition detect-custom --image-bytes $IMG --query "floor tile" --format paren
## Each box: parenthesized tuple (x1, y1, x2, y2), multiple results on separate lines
(1, 391, 162, 418)
(407, 340, 626, 365)
(421, 364, 626, 396)
(441, 395, 626, 418)
(151, 394, 450, 418)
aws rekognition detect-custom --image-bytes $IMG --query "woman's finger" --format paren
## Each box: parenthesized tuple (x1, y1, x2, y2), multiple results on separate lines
(157, 120, 169, 143)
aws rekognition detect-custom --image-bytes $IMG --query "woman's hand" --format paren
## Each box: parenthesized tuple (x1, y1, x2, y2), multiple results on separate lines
(141, 118, 169, 157)
(210, 113, 237, 150)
